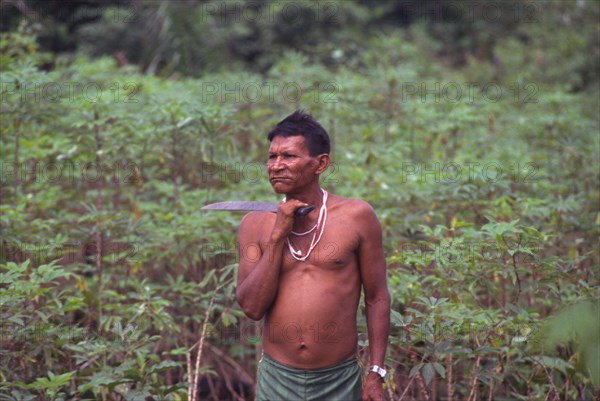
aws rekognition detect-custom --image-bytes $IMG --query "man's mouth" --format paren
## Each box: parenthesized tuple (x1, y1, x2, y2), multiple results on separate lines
(270, 177, 291, 182)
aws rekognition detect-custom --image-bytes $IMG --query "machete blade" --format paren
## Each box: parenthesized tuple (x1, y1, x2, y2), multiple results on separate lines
(201, 201, 278, 212)
(201, 201, 315, 216)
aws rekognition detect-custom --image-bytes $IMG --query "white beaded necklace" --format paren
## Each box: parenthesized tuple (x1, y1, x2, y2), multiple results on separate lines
(285, 189, 328, 262)
(291, 224, 317, 236)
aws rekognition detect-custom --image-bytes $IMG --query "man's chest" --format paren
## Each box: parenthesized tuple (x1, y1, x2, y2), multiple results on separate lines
(279, 218, 360, 273)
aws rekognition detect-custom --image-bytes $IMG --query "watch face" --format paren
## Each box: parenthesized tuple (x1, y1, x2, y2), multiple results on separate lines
(370, 366, 386, 380)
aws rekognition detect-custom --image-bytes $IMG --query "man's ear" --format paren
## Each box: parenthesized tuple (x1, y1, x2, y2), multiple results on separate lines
(315, 154, 331, 175)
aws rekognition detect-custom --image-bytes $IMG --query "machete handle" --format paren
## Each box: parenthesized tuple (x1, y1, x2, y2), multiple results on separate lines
(295, 205, 315, 216)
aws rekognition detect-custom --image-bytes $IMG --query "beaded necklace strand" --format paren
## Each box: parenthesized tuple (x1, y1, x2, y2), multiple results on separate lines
(284, 189, 328, 262)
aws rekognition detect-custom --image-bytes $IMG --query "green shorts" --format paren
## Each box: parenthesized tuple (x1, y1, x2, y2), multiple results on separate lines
(255, 354, 362, 401)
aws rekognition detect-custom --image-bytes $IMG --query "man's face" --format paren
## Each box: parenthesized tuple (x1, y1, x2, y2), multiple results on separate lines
(267, 135, 319, 194)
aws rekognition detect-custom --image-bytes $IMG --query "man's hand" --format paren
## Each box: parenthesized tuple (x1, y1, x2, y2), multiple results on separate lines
(269, 199, 308, 242)
(362, 373, 386, 401)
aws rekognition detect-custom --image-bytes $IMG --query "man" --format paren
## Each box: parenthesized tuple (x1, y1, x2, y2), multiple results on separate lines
(236, 110, 391, 401)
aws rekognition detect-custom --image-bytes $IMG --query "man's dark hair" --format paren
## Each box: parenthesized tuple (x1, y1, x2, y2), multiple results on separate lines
(267, 110, 330, 156)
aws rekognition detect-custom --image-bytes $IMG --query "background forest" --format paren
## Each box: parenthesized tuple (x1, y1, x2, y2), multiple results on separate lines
(1, 0, 599, 400)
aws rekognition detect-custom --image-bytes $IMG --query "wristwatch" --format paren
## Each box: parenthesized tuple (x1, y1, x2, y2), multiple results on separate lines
(368, 365, 387, 382)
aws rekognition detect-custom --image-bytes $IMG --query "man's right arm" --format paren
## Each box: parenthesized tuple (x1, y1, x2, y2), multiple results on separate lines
(235, 199, 306, 321)
(235, 212, 286, 321)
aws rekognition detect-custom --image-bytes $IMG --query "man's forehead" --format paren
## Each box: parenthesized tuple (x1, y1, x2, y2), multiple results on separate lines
(268, 135, 308, 153)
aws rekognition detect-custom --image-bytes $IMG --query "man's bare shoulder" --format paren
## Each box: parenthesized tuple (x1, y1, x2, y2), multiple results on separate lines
(329, 195, 381, 243)
(239, 211, 275, 237)
(329, 194, 377, 217)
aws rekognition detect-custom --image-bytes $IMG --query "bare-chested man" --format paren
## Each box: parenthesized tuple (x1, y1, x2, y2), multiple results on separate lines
(236, 110, 391, 401)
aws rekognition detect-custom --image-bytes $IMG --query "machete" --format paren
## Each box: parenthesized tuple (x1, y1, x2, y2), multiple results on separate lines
(201, 201, 315, 216)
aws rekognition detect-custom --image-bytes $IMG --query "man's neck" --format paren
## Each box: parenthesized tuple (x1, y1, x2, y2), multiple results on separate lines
(285, 186, 325, 209)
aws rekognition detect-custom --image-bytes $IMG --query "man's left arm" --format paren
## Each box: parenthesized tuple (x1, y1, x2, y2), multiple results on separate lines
(355, 200, 391, 400)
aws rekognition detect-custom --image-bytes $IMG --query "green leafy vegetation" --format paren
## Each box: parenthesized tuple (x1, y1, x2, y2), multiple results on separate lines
(1, 1, 598, 400)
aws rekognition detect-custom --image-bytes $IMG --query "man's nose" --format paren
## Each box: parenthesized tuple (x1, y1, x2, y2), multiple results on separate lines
(268, 157, 286, 170)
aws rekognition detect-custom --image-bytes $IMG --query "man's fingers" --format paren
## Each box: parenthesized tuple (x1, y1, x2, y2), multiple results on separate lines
(278, 199, 308, 215)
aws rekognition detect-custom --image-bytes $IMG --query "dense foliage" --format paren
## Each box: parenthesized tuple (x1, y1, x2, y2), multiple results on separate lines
(1, 1, 599, 400)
